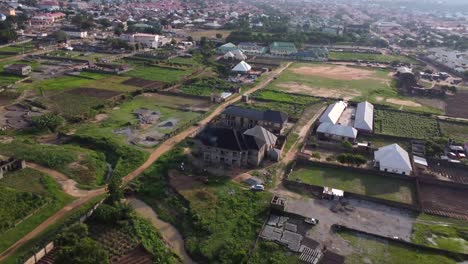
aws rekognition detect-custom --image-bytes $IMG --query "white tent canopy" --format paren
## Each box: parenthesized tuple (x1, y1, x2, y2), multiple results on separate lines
(232, 60, 252, 72)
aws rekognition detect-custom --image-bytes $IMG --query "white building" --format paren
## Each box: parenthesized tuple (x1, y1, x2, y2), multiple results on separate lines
(63, 29, 88, 38)
(354, 101, 374, 132)
(232, 61, 252, 73)
(120, 33, 169, 49)
(316, 123, 358, 142)
(374, 144, 412, 175)
(319, 101, 347, 125)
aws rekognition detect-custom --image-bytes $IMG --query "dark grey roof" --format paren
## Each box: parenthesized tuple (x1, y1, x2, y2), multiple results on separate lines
(197, 127, 262, 151)
(223, 106, 288, 124)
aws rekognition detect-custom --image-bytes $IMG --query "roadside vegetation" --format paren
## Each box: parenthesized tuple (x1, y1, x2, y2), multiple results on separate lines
(0, 168, 74, 254)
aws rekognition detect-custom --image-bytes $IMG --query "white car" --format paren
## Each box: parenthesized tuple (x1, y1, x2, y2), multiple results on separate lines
(250, 184, 265, 191)
(304, 217, 319, 225)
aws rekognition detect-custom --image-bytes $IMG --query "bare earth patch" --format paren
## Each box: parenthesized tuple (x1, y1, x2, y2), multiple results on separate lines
(386, 98, 421, 107)
(277, 82, 360, 100)
(92, 113, 108, 123)
(291, 65, 382, 81)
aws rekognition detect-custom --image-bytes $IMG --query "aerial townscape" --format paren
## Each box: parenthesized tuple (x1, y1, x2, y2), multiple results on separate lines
(0, 0, 468, 263)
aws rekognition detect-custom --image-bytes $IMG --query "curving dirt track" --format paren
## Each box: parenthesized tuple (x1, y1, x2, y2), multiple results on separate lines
(0, 62, 292, 262)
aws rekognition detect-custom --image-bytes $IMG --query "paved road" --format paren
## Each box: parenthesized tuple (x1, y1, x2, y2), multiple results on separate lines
(0, 62, 292, 262)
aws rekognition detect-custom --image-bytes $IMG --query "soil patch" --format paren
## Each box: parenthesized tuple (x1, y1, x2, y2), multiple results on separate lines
(386, 98, 421, 107)
(419, 182, 468, 219)
(68, 88, 122, 99)
(445, 91, 468, 118)
(277, 82, 360, 100)
(122, 77, 166, 89)
(291, 65, 381, 81)
(93, 113, 108, 123)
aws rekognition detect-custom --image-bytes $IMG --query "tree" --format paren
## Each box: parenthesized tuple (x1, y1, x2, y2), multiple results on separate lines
(107, 176, 123, 204)
(55, 224, 89, 247)
(98, 18, 111, 28)
(187, 36, 193, 42)
(31, 113, 64, 132)
(341, 140, 353, 149)
(55, 237, 109, 264)
(215, 33, 223, 39)
(53, 30, 68, 43)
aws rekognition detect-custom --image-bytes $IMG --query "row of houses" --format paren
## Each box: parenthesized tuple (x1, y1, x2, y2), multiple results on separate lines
(217, 41, 329, 61)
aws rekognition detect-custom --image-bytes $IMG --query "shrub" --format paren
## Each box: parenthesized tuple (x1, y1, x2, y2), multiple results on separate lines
(336, 154, 367, 166)
(31, 113, 64, 132)
(311, 152, 321, 159)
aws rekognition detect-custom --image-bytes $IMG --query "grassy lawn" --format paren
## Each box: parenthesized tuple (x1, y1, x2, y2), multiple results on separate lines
(0, 142, 107, 188)
(438, 120, 468, 142)
(251, 89, 321, 105)
(0, 168, 74, 254)
(328, 52, 419, 64)
(248, 241, 300, 264)
(180, 77, 235, 96)
(339, 229, 458, 264)
(412, 213, 468, 254)
(289, 165, 415, 204)
(374, 109, 440, 139)
(283, 132, 299, 154)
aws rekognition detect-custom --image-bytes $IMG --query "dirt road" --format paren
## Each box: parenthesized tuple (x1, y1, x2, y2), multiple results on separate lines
(127, 198, 196, 264)
(0, 62, 292, 262)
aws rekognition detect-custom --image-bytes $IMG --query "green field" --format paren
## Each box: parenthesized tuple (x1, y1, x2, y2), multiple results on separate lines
(251, 89, 321, 105)
(0, 168, 74, 254)
(0, 142, 107, 188)
(328, 52, 418, 64)
(289, 165, 415, 204)
(339, 229, 458, 264)
(439, 120, 468, 142)
(267, 63, 397, 100)
(412, 213, 468, 254)
(125, 63, 196, 83)
(374, 109, 440, 139)
(46, 50, 111, 61)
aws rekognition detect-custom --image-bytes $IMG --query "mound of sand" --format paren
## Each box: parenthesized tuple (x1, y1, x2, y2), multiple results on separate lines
(291, 65, 381, 81)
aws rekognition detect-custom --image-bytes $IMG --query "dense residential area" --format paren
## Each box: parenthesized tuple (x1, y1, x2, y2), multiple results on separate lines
(0, 0, 467, 263)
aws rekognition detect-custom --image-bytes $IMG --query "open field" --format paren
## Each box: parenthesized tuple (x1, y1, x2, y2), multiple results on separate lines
(374, 109, 440, 139)
(0, 42, 36, 59)
(412, 214, 468, 254)
(289, 165, 416, 204)
(251, 89, 322, 105)
(0, 142, 107, 188)
(328, 52, 419, 64)
(445, 91, 468, 118)
(0, 168, 74, 254)
(339, 230, 458, 264)
(438, 120, 468, 142)
(267, 63, 441, 113)
(177, 29, 232, 40)
(76, 94, 203, 148)
(268, 63, 394, 100)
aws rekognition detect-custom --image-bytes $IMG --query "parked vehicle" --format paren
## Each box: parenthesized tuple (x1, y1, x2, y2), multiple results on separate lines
(250, 184, 265, 191)
(304, 217, 319, 225)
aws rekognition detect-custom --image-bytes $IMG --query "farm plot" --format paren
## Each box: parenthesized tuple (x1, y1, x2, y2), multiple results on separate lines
(124, 63, 197, 84)
(328, 52, 419, 64)
(339, 229, 458, 264)
(122, 77, 166, 90)
(178, 76, 236, 96)
(419, 182, 468, 220)
(45, 50, 111, 62)
(76, 94, 203, 148)
(289, 165, 416, 204)
(445, 91, 468, 118)
(374, 109, 440, 139)
(267, 63, 398, 101)
(438, 120, 468, 142)
(0, 168, 73, 253)
(251, 89, 321, 105)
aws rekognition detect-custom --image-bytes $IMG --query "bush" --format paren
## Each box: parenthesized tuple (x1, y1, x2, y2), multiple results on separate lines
(31, 113, 64, 132)
(341, 140, 353, 149)
(336, 154, 367, 166)
(311, 152, 321, 159)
